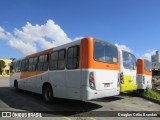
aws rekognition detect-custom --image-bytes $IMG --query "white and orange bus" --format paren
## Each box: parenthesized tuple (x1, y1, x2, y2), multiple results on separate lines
(10, 37, 120, 103)
(119, 49, 138, 92)
(136, 58, 152, 90)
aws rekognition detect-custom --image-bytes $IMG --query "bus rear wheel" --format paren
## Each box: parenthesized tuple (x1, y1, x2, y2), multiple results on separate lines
(14, 80, 18, 90)
(42, 84, 53, 104)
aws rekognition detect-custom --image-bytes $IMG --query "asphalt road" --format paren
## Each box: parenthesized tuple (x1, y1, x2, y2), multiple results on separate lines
(0, 77, 160, 120)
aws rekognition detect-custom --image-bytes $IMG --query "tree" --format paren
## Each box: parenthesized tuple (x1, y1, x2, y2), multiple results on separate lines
(0, 60, 6, 75)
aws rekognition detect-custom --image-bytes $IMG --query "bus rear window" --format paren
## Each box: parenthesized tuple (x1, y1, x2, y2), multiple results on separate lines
(94, 40, 118, 64)
(122, 51, 136, 70)
(144, 59, 151, 71)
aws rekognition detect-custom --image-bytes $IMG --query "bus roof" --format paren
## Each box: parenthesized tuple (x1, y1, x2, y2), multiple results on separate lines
(12, 37, 97, 61)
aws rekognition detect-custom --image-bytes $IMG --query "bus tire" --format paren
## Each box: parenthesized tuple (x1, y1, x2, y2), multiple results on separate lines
(14, 80, 19, 91)
(42, 84, 53, 104)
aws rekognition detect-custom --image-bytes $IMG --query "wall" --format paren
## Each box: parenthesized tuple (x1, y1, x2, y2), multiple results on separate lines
(0, 58, 12, 77)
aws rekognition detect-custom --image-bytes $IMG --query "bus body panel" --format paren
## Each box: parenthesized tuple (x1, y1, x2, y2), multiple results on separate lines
(137, 74, 152, 89)
(10, 72, 21, 87)
(136, 59, 152, 89)
(119, 49, 138, 92)
(49, 70, 66, 98)
(35, 72, 49, 94)
(10, 37, 120, 101)
(49, 69, 82, 100)
(81, 69, 120, 100)
(92, 69, 119, 90)
(120, 69, 137, 92)
(82, 86, 119, 101)
(10, 68, 120, 101)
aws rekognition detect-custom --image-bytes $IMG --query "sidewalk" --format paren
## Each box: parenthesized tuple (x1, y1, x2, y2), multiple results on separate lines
(0, 77, 9, 87)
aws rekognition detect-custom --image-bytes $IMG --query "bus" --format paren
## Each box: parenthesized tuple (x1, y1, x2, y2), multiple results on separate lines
(119, 49, 138, 92)
(136, 58, 152, 90)
(10, 37, 120, 103)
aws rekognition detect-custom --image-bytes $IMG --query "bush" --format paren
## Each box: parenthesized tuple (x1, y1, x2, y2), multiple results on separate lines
(143, 89, 160, 101)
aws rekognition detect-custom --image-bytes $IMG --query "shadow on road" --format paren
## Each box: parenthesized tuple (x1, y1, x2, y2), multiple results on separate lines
(0, 87, 103, 116)
(92, 96, 123, 103)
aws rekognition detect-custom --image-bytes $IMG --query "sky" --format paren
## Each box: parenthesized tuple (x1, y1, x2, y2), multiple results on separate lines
(0, 0, 160, 61)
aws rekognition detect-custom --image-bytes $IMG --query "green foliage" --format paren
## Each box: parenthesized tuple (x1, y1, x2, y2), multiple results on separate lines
(0, 60, 6, 74)
(143, 89, 160, 101)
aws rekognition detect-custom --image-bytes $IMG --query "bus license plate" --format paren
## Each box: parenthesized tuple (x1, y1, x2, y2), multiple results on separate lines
(104, 83, 110, 87)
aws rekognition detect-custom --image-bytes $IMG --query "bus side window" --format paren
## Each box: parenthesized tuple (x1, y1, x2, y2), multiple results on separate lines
(33, 57, 38, 71)
(28, 58, 34, 71)
(67, 46, 79, 69)
(37, 55, 44, 71)
(21, 60, 25, 72)
(43, 54, 49, 71)
(24, 59, 29, 71)
(15, 61, 21, 72)
(14, 62, 18, 72)
(49, 49, 66, 70)
(37, 54, 49, 71)
(50, 51, 58, 70)
(18, 61, 21, 72)
(58, 50, 66, 70)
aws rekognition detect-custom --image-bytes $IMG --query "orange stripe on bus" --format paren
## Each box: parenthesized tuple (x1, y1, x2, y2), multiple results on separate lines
(20, 71, 46, 79)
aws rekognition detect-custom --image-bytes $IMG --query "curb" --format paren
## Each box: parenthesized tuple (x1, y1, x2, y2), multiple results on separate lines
(141, 95, 160, 104)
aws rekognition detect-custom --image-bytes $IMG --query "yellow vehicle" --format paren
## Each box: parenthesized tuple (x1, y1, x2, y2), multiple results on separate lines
(119, 49, 138, 92)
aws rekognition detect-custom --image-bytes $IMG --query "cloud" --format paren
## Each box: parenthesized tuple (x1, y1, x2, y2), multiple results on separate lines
(142, 50, 157, 61)
(0, 19, 75, 55)
(0, 27, 13, 40)
(72, 36, 84, 41)
(115, 43, 132, 52)
(114, 43, 156, 61)
(9, 39, 37, 55)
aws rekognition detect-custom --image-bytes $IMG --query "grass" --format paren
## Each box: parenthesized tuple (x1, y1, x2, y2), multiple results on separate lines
(142, 89, 160, 101)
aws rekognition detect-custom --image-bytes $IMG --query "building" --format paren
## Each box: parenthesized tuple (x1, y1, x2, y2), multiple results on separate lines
(151, 50, 160, 76)
(0, 58, 13, 77)
(151, 50, 160, 70)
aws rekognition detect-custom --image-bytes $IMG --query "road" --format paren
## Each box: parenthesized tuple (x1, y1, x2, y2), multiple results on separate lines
(0, 77, 160, 120)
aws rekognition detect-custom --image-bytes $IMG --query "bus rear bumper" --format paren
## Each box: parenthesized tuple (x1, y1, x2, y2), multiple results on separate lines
(120, 84, 138, 92)
(138, 84, 152, 90)
(82, 87, 120, 101)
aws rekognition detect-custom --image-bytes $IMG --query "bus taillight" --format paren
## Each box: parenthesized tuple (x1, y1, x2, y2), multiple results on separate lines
(120, 72, 124, 84)
(89, 72, 96, 90)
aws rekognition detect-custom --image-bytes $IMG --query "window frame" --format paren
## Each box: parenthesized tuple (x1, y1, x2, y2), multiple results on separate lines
(93, 40, 118, 64)
(37, 54, 49, 71)
(49, 49, 66, 70)
(66, 45, 80, 70)
(144, 59, 151, 72)
(122, 50, 136, 70)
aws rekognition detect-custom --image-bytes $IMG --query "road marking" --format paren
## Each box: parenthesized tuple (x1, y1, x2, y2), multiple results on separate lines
(63, 117, 72, 120)
(87, 117, 96, 120)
